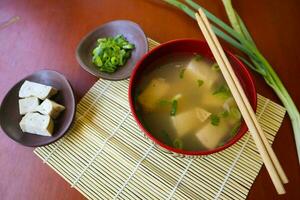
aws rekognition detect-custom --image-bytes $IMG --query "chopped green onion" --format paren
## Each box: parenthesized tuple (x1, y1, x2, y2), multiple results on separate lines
(179, 68, 186, 79)
(210, 114, 220, 126)
(211, 63, 220, 71)
(229, 107, 241, 120)
(213, 85, 232, 99)
(197, 79, 204, 87)
(194, 54, 202, 61)
(221, 110, 229, 118)
(173, 138, 183, 149)
(170, 100, 178, 116)
(92, 34, 135, 73)
(230, 122, 241, 137)
(158, 99, 171, 106)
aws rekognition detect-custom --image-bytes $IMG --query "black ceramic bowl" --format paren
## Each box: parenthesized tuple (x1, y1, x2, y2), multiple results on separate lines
(0, 70, 76, 147)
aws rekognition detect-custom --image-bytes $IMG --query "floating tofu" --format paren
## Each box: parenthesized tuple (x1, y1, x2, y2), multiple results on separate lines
(35, 99, 65, 119)
(200, 92, 227, 112)
(185, 59, 220, 89)
(19, 112, 54, 136)
(19, 80, 57, 100)
(222, 97, 236, 111)
(138, 78, 170, 112)
(171, 107, 211, 137)
(19, 97, 40, 115)
(195, 121, 230, 150)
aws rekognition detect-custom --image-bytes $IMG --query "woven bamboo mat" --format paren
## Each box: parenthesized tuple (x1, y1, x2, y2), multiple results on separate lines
(34, 38, 286, 200)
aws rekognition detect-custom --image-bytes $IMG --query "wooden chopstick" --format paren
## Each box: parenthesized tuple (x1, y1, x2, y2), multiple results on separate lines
(195, 9, 287, 194)
(195, 9, 288, 185)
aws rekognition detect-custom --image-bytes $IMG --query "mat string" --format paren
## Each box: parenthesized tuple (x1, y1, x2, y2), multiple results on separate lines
(43, 81, 112, 164)
(71, 110, 131, 187)
(213, 99, 270, 200)
(167, 159, 194, 200)
(113, 143, 155, 200)
(43, 137, 66, 163)
(76, 81, 112, 122)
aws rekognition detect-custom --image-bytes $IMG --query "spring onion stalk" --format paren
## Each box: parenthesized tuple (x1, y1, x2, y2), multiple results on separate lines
(162, 0, 300, 163)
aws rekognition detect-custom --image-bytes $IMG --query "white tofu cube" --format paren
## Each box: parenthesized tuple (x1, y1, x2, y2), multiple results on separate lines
(195, 121, 230, 150)
(19, 97, 40, 115)
(138, 78, 170, 112)
(171, 107, 211, 137)
(200, 92, 228, 112)
(185, 59, 220, 89)
(35, 99, 65, 119)
(19, 80, 57, 100)
(19, 112, 54, 136)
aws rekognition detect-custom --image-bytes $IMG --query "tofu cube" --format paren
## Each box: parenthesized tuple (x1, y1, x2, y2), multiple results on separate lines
(19, 112, 54, 136)
(171, 107, 211, 137)
(35, 99, 65, 119)
(185, 59, 220, 89)
(200, 92, 227, 112)
(19, 97, 40, 115)
(138, 78, 170, 112)
(19, 80, 57, 100)
(195, 121, 230, 150)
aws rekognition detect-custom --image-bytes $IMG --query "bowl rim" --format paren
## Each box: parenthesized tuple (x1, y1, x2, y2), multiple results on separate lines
(128, 38, 257, 156)
(75, 19, 148, 80)
(0, 69, 76, 147)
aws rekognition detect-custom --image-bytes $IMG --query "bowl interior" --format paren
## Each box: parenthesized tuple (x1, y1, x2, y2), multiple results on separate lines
(129, 39, 257, 156)
(76, 20, 148, 80)
(0, 70, 76, 147)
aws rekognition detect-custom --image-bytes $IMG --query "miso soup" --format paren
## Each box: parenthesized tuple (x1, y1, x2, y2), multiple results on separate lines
(135, 53, 242, 151)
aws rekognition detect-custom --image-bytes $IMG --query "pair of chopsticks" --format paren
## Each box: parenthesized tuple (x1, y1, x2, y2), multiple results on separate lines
(195, 9, 288, 195)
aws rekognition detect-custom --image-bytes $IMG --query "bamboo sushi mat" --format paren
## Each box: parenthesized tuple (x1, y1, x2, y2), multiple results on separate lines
(34, 38, 286, 200)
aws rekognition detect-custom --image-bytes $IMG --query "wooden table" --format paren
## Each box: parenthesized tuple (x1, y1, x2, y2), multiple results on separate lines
(0, 0, 299, 199)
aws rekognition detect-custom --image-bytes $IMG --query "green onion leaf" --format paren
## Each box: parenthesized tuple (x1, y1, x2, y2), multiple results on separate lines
(221, 110, 229, 118)
(173, 138, 183, 149)
(213, 85, 232, 99)
(197, 79, 204, 87)
(158, 99, 172, 106)
(230, 122, 241, 137)
(210, 114, 220, 126)
(170, 100, 178, 116)
(194, 54, 202, 61)
(211, 63, 220, 71)
(179, 68, 186, 79)
(92, 34, 135, 73)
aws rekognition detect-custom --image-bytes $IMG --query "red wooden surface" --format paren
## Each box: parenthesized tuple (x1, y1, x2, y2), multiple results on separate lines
(0, 0, 299, 199)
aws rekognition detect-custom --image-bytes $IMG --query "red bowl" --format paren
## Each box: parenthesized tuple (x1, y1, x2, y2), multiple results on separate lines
(129, 39, 257, 157)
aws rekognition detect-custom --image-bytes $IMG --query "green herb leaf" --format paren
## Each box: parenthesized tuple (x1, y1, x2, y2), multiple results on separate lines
(210, 114, 220, 126)
(229, 107, 241, 120)
(173, 138, 183, 149)
(158, 99, 171, 106)
(230, 122, 241, 137)
(194, 54, 202, 61)
(211, 63, 220, 71)
(213, 85, 231, 99)
(197, 79, 204, 87)
(170, 100, 178, 116)
(221, 110, 229, 118)
(179, 68, 186, 79)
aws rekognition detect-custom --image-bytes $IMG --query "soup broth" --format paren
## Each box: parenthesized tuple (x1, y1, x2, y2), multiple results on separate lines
(135, 53, 242, 151)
